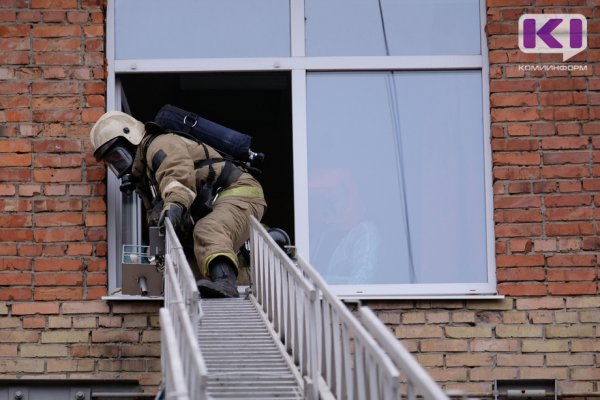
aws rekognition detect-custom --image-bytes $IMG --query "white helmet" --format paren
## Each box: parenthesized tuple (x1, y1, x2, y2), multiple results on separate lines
(90, 111, 145, 178)
(89, 111, 145, 161)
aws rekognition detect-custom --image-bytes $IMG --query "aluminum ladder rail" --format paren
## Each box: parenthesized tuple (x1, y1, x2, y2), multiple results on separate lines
(160, 215, 449, 399)
(161, 219, 209, 400)
(249, 216, 449, 400)
(162, 219, 305, 399)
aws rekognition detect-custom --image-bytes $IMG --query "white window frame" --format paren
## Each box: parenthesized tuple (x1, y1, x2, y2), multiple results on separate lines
(105, 0, 497, 299)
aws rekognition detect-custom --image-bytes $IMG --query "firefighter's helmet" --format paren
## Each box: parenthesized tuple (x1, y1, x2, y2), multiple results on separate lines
(90, 111, 145, 178)
(90, 111, 145, 161)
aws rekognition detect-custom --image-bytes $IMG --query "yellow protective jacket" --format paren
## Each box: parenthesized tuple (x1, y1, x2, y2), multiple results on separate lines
(132, 132, 265, 219)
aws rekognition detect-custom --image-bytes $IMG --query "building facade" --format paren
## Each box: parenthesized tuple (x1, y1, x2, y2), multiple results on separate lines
(0, 0, 598, 396)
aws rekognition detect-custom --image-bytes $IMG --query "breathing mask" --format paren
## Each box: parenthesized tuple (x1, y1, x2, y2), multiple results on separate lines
(96, 137, 136, 193)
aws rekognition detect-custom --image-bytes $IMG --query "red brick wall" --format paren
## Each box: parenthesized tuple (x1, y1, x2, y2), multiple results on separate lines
(0, 0, 160, 392)
(488, 1, 600, 299)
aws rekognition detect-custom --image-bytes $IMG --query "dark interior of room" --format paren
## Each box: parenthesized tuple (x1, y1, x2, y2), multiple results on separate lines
(118, 71, 295, 242)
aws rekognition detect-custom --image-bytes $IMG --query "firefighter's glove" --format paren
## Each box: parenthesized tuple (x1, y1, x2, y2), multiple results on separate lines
(159, 202, 185, 232)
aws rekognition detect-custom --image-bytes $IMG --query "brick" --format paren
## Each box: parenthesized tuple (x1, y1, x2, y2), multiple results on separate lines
(34, 227, 85, 242)
(0, 317, 21, 328)
(547, 254, 596, 267)
(34, 288, 83, 301)
(451, 311, 475, 323)
(495, 224, 542, 238)
(121, 344, 160, 357)
(12, 302, 59, 315)
(62, 301, 109, 314)
(20, 344, 69, 357)
(496, 254, 544, 267)
(446, 353, 493, 367)
(497, 354, 544, 366)
(415, 354, 443, 367)
(0, 331, 39, 343)
(34, 259, 83, 272)
(516, 297, 564, 310)
(579, 310, 600, 322)
(71, 344, 119, 358)
(520, 367, 568, 380)
(495, 195, 541, 209)
(497, 268, 545, 282)
(499, 282, 547, 296)
(32, 25, 80, 38)
(546, 325, 594, 338)
(548, 282, 596, 295)
(502, 311, 527, 324)
(420, 339, 468, 352)
(522, 339, 568, 352)
(427, 368, 468, 382)
(0, 344, 17, 357)
(567, 297, 600, 308)
(470, 339, 518, 352)
(36, 273, 83, 286)
(470, 366, 518, 381)
(47, 359, 95, 373)
(547, 268, 595, 282)
(122, 315, 148, 328)
(572, 339, 600, 352)
(495, 210, 542, 223)
(394, 326, 442, 338)
(0, 359, 45, 373)
(494, 153, 540, 165)
(41, 330, 89, 343)
(546, 222, 594, 236)
(547, 353, 594, 367)
(73, 316, 97, 328)
(142, 331, 161, 343)
(571, 368, 600, 380)
(444, 326, 492, 338)
(528, 310, 554, 324)
(555, 311, 578, 324)
(22, 316, 45, 329)
(496, 325, 543, 338)
(48, 316, 72, 328)
(96, 316, 121, 328)
(112, 303, 161, 314)
(542, 165, 589, 179)
(92, 330, 139, 343)
(546, 207, 593, 221)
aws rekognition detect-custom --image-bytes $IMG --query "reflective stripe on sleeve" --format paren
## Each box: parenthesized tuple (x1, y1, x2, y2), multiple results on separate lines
(217, 186, 264, 199)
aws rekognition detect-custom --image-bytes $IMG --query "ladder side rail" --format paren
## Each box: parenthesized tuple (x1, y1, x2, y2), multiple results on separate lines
(359, 307, 450, 400)
(164, 219, 202, 330)
(159, 308, 190, 400)
(164, 253, 209, 400)
(250, 217, 401, 400)
(249, 217, 319, 400)
(295, 254, 403, 400)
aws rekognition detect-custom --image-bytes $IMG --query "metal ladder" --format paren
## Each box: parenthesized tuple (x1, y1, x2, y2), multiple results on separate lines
(159, 218, 450, 400)
(199, 298, 303, 399)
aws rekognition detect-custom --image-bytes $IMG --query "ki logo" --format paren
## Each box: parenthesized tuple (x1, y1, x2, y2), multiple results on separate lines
(518, 14, 587, 61)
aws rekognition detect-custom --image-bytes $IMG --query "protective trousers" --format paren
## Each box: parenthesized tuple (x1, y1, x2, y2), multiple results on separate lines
(193, 176, 266, 278)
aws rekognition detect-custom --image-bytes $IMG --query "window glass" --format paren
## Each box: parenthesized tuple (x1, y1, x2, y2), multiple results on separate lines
(307, 71, 486, 285)
(305, 0, 481, 56)
(115, 0, 290, 59)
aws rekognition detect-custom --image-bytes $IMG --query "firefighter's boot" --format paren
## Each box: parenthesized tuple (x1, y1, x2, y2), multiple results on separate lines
(197, 257, 240, 298)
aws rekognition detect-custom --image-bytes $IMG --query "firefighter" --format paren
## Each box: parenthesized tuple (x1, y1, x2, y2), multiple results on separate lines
(89, 111, 267, 298)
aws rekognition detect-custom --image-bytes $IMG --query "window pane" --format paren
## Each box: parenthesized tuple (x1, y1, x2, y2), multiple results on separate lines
(305, 0, 481, 56)
(115, 0, 290, 59)
(306, 71, 486, 285)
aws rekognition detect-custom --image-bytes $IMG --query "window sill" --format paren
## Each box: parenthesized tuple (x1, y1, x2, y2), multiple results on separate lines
(341, 294, 505, 301)
(102, 294, 164, 301)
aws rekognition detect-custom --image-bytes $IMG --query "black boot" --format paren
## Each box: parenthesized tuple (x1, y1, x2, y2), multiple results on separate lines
(196, 257, 240, 298)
